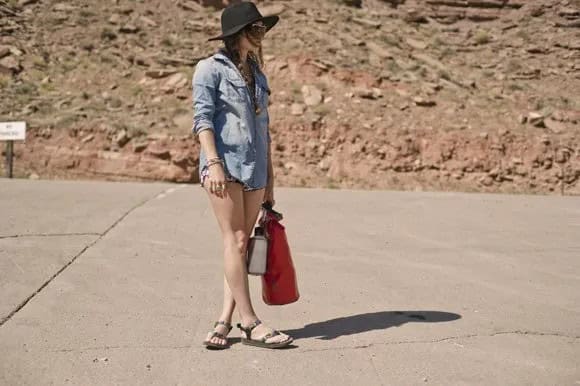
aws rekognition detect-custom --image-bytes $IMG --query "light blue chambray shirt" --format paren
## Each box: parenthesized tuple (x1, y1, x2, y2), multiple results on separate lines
(191, 49, 271, 190)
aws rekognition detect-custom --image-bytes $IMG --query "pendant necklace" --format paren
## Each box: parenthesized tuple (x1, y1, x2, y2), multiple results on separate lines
(240, 62, 261, 115)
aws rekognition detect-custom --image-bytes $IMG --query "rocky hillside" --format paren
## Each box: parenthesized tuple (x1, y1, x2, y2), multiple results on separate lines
(1, 0, 579, 194)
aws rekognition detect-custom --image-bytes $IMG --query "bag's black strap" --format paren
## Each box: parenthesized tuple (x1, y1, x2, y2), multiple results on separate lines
(262, 202, 283, 221)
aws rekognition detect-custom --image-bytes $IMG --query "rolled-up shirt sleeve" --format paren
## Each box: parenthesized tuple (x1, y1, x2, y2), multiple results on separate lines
(191, 59, 218, 136)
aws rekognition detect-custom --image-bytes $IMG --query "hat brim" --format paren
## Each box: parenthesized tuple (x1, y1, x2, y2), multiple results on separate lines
(207, 15, 279, 42)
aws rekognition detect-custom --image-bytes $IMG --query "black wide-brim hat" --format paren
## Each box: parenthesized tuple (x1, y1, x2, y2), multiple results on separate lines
(207, 2, 279, 42)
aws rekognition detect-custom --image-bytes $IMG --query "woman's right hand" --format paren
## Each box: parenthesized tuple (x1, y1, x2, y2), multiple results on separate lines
(207, 163, 227, 198)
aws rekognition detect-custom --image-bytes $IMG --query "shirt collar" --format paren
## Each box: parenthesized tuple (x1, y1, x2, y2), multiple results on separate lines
(214, 49, 260, 72)
(213, 49, 230, 63)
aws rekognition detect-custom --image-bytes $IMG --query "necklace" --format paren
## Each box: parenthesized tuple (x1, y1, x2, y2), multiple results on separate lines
(239, 61, 261, 115)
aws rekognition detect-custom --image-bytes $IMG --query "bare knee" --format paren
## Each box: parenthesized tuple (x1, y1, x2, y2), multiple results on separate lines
(224, 230, 248, 256)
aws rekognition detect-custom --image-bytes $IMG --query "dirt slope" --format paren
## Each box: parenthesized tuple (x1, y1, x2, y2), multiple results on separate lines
(1, 0, 579, 194)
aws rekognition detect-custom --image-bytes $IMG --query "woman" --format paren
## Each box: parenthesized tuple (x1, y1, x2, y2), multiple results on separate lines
(192, 2, 293, 350)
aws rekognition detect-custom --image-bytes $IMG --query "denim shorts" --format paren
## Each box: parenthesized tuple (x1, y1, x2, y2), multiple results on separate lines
(200, 165, 262, 192)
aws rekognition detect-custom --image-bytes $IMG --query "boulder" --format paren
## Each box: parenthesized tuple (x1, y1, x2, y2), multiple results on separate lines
(0, 56, 22, 75)
(301, 85, 323, 107)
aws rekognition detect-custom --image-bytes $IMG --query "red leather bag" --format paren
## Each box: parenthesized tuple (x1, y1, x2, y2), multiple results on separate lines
(259, 203, 299, 305)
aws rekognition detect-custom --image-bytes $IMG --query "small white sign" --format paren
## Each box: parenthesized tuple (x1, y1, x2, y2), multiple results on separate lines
(0, 121, 26, 141)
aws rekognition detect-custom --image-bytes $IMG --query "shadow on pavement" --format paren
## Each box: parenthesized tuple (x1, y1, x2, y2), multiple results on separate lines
(284, 311, 462, 341)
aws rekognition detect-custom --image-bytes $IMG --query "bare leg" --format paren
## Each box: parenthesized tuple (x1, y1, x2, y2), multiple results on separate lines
(204, 182, 256, 345)
(205, 278, 236, 346)
(218, 191, 264, 325)
(205, 183, 291, 345)
(238, 188, 291, 344)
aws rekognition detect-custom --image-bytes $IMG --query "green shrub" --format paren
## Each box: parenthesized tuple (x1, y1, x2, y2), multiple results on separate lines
(14, 82, 37, 95)
(474, 30, 491, 45)
(101, 28, 117, 41)
(132, 85, 143, 96)
(0, 75, 10, 89)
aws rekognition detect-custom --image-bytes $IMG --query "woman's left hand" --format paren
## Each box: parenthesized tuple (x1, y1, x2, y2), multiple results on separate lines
(264, 179, 275, 206)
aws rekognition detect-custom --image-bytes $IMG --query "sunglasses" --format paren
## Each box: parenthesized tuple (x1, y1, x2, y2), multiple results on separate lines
(246, 22, 267, 37)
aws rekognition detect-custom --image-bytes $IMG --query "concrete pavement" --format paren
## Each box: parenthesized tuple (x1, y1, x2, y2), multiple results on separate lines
(0, 179, 579, 385)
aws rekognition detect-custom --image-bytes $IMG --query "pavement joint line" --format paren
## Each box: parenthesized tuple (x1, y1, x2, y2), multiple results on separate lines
(297, 330, 580, 353)
(36, 330, 580, 354)
(0, 233, 102, 240)
(0, 187, 169, 328)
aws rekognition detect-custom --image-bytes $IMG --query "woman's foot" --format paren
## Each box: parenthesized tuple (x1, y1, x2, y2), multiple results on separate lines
(237, 319, 293, 348)
(203, 321, 233, 350)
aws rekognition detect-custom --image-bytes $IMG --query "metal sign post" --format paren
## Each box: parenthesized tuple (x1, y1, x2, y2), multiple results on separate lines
(0, 121, 26, 178)
(5, 140, 13, 178)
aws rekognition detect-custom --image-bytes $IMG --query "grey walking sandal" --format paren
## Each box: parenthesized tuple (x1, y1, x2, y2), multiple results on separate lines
(237, 319, 293, 349)
(203, 321, 233, 350)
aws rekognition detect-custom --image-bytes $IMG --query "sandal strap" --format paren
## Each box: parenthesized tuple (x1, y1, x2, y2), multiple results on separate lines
(209, 331, 227, 340)
(261, 330, 281, 342)
(214, 320, 233, 332)
(236, 319, 262, 339)
(237, 322, 288, 344)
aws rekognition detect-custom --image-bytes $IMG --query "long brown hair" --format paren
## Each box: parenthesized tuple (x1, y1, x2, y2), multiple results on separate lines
(223, 30, 264, 72)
